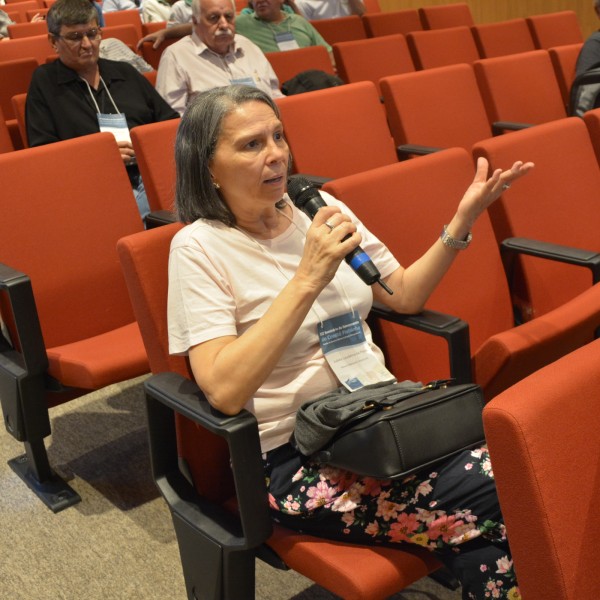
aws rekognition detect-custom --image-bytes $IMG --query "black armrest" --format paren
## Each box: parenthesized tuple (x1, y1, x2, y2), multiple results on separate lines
(491, 121, 534, 135)
(396, 144, 444, 160)
(289, 174, 332, 189)
(145, 209, 176, 228)
(369, 303, 472, 384)
(0, 263, 50, 442)
(501, 237, 600, 284)
(144, 372, 273, 552)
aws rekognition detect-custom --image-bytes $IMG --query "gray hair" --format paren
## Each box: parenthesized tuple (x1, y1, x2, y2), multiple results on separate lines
(47, 0, 98, 37)
(192, 0, 236, 19)
(175, 85, 282, 225)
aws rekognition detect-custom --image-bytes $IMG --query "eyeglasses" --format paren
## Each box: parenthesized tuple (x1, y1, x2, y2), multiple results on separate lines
(55, 27, 102, 44)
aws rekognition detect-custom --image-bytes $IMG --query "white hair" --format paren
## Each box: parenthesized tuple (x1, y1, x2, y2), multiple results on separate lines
(192, 0, 236, 19)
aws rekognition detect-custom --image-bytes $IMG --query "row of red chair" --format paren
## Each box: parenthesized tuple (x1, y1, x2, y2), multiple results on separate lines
(0, 42, 582, 156)
(309, 8, 582, 47)
(271, 52, 573, 181)
(2, 0, 55, 24)
(125, 81, 600, 370)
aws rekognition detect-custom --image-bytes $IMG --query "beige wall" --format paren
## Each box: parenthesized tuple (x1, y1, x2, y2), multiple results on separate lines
(379, 0, 598, 38)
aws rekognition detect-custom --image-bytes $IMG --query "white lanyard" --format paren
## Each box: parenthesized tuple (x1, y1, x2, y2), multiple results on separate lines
(82, 76, 132, 143)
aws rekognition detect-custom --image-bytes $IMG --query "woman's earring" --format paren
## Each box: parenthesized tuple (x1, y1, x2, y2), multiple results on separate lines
(213, 181, 220, 190)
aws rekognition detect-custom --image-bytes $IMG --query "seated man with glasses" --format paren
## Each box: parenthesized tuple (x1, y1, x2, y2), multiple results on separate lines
(25, 0, 179, 223)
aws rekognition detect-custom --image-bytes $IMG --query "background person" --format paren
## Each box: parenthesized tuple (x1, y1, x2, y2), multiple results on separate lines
(294, 0, 365, 20)
(575, 0, 600, 76)
(26, 0, 178, 222)
(102, 0, 141, 13)
(155, 0, 282, 115)
(235, 0, 331, 55)
(168, 84, 534, 600)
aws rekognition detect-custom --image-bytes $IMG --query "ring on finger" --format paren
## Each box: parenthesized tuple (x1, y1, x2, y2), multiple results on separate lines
(501, 183, 511, 191)
(324, 221, 335, 231)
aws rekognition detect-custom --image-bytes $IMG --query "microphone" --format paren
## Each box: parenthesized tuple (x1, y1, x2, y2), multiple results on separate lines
(287, 177, 393, 295)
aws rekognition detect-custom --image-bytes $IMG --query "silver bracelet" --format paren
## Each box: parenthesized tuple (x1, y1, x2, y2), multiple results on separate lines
(440, 224, 472, 250)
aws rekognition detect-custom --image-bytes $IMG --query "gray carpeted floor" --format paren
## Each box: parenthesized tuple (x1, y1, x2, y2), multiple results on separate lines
(0, 376, 462, 600)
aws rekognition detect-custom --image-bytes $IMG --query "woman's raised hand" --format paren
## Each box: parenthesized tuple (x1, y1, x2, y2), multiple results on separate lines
(456, 157, 534, 229)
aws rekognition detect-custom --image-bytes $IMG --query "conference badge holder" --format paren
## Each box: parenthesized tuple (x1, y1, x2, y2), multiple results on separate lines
(318, 311, 395, 392)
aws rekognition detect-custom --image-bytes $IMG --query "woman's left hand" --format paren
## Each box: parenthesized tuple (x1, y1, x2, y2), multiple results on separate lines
(457, 157, 534, 228)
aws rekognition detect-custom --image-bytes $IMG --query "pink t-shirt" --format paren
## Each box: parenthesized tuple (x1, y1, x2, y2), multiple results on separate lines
(167, 193, 400, 452)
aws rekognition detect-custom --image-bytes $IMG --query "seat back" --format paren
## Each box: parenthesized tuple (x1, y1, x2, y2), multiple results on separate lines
(418, 2, 474, 29)
(0, 34, 54, 64)
(26, 7, 49, 20)
(276, 81, 397, 179)
(0, 57, 38, 121)
(380, 63, 492, 152)
(323, 148, 514, 383)
(363, 0, 381, 12)
(526, 10, 583, 49)
(5, 0, 44, 5)
(473, 117, 600, 319)
(7, 20, 47, 38)
(265, 45, 334, 87)
(471, 18, 535, 58)
(102, 23, 140, 51)
(141, 20, 167, 35)
(2, 0, 40, 23)
(333, 34, 415, 94)
(483, 337, 600, 600)
(361, 9, 422, 38)
(549, 42, 583, 108)
(116, 223, 237, 503)
(11, 92, 28, 149)
(0, 106, 15, 154)
(5, 10, 22, 23)
(407, 26, 480, 70)
(473, 49, 566, 126)
(140, 36, 178, 70)
(309, 15, 367, 45)
(130, 117, 180, 212)
(582, 107, 600, 166)
(0, 132, 144, 349)
(103, 8, 143, 39)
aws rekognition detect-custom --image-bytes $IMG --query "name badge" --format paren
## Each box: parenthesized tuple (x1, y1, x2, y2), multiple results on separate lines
(275, 31, 299, 51)
(230, 76, 257, 88)
(97, 112, 131, 144)
(318, 311, 395, 391)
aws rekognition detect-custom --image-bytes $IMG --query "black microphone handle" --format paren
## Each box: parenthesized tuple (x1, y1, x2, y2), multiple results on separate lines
(291, 188, 393, 293)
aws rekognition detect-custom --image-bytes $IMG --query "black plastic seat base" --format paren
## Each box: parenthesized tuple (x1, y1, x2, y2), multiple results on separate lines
(8, 453, 81, 513)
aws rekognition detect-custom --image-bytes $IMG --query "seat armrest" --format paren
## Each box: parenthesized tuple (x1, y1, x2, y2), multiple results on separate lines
(501, 237, 600, 284)
(0, 263, 47, 375)
(289, 174, 332, 189)
(491, 121, 534, 135)
(0, 263, 50, 442)
(396, 144, 444, 159)
(369, 303, 473, 384)
(144, 371, 273, 551)
(145, 209, 176, 228)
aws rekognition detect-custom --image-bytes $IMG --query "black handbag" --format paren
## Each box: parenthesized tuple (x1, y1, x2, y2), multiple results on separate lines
(291, 380, 486, 480)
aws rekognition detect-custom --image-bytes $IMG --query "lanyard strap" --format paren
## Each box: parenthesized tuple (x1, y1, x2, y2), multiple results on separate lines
(82, 75, 121, 115)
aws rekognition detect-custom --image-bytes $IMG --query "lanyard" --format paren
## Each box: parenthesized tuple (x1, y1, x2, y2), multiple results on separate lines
(82, 75, 121, 115)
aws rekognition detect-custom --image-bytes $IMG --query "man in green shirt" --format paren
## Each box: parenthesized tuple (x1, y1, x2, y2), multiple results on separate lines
(236, 0, 331, 55)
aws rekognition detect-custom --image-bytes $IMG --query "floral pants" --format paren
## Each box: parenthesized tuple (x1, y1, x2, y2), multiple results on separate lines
(264, 443, 520, 600)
